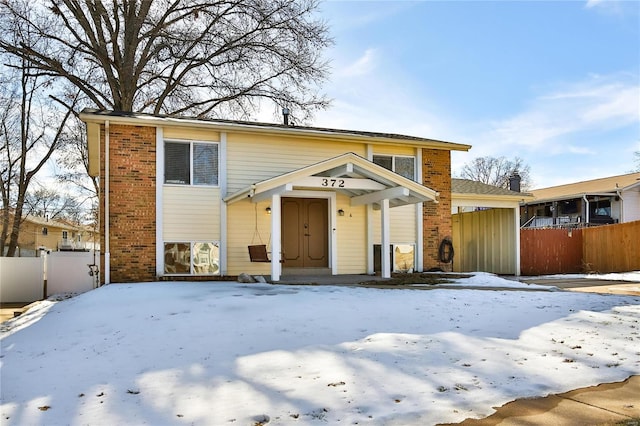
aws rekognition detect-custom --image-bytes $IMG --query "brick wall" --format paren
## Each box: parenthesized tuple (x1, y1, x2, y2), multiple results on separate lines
(422, 149, 453, 271)
(100, 124, 157, 283)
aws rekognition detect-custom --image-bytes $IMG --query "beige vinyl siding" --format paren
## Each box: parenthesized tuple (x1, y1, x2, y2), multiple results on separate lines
(336, 194, 367, 273)
(452, 208, 515, 275)
(372, 144, 416, 156)
(163, 127, 220, 142)
(226, 133, 366, 193)
(226, 199, 272, 275)
(371, 204, 417, 244)
(163, 186, 220, 241)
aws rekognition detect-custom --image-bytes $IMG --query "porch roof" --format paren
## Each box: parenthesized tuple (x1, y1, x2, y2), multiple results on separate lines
(223, 152, 438, 208)
(527, 172, 640, 204)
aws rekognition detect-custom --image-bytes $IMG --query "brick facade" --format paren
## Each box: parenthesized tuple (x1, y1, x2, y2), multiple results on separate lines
(100, 124, 157, 283)
(422, 149, 453, 271)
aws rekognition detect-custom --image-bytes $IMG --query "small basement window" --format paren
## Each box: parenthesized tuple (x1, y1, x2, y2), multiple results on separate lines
(164, 242, 220, 275)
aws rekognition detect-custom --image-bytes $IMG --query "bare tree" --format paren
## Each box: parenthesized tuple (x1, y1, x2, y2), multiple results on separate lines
(634, 151, 640, 172)
(55, 115, 99, 212)
(0, 0, 332, 120)
(458, 156, 532, 191)
(25, 184, 85, 224)
(0, 54, 78, 256)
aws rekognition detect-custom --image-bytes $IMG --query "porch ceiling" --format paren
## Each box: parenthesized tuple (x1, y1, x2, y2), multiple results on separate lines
(223, 152, 438, 208)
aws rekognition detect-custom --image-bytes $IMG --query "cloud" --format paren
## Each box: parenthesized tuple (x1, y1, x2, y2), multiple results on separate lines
(584, 0, 635, 16)
(585, 0, 606, 9)
(474, 73, 639, 155)
(340, 48, 378, 77)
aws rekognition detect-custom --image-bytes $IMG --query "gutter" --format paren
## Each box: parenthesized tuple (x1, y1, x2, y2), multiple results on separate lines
(105, 120, 110, 284)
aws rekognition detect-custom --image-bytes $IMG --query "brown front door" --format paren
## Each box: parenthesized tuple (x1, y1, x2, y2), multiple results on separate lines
(282, 198, 328, 268)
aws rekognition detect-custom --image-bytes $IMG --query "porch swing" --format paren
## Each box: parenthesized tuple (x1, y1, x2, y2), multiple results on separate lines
(248, 204, 273, 263)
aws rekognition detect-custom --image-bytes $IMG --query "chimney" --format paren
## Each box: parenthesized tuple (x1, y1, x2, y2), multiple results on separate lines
(282, 107, 290, 126)
(509, 173, 521, 192)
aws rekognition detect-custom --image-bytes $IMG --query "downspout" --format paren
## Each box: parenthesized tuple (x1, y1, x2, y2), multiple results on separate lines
(104, 120, 110, 284)
(582, 195, 589, 224)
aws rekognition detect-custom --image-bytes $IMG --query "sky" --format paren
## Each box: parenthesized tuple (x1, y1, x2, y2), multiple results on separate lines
(289, 0, 640, 189)
(1, 273, 639, 425)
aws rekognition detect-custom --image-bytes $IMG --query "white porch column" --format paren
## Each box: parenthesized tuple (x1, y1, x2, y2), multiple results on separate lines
(380, 198, 391, 278)
(271, 193, 282, 281)
(514, 206, 521, 276)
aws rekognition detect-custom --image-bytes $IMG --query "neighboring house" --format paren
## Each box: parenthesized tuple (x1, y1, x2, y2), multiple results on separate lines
(521, 172, 640, 228)
(2, 213, 99, 255)
(451, 178, 533, 275)
(79, 109, 471, 283)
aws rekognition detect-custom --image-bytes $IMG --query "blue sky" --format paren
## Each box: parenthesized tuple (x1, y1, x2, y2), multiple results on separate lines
(303, 0, 639, 189)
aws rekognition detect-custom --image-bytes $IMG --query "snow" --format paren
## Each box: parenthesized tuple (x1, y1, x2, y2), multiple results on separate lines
(1, 273, 639, 425)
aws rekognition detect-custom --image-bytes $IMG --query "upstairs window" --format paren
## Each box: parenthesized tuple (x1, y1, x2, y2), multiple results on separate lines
(165, 141, 219, 186)
(373, 155, 416, 181)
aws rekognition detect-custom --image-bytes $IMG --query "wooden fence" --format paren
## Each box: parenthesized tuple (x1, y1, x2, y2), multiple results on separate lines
(583, 220, 640, 273)
(521, 228, 583, 275)
(520, 220, 640, 276)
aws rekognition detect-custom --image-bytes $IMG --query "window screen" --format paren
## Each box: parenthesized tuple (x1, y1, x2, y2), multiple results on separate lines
(373, 155, 393, 171)
(373, 155, 415, 181)
(395, 157, 415, 180)
(165, 142, 190, 184)
(193, 143, 218, 185)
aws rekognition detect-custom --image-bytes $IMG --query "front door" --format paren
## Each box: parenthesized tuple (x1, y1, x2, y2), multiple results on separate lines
(282, 198, 328, 268)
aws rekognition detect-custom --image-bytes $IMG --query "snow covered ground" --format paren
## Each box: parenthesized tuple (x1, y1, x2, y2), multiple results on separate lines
(1, 273, 639, 425)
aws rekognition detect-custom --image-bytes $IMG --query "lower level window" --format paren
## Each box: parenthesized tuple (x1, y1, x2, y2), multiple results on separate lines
(164, 242, 220, 275)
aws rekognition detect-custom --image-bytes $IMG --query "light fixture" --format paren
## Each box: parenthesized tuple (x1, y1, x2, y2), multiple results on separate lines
(338, 209, 345, 216)
(266, 207, 271, 215)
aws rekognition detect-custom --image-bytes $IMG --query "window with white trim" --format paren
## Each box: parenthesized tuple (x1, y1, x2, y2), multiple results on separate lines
(164, 241, 220, 275)
(373, 155, 416, 181)
(165, 141, 219, 186)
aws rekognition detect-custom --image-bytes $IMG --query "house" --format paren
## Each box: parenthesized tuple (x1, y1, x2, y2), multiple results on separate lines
(79, 109, 471, 283)
(521, 172, 640, 228)
(451, 178, 533, 275)
(2, 213, 98, 256)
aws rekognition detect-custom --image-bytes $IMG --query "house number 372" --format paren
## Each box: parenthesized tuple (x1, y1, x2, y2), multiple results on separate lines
(321, 178, 345, 188)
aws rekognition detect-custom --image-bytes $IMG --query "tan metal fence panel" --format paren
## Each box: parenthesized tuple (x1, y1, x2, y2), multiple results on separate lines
(583, 220, 640, 273)
(520, 228, 583, 276)
(453, 209, 515, 274)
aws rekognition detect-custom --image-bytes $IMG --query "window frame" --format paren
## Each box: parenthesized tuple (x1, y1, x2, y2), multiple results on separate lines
(163, 240, 221, 276)
(373, 154, 416, 181)
(164, 139, 219, 187)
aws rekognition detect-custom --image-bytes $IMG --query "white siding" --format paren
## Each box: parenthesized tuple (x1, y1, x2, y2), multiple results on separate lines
(622, 188, 640, 222)
(163, 186, 220, 241)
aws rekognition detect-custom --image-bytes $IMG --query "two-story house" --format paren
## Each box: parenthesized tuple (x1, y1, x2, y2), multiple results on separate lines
(80, 109, 471, 283)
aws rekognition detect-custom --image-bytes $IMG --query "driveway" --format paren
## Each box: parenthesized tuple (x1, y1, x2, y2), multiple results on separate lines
(517, 277, 640, 296)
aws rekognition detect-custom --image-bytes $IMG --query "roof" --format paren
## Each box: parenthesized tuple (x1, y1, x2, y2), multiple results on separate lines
(224, 152, 438, 208)
(79, 108, 471, 152)
(22, 215, 77, 230)
(452, 179, 529, 197)
(527, 172, 640, 203)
